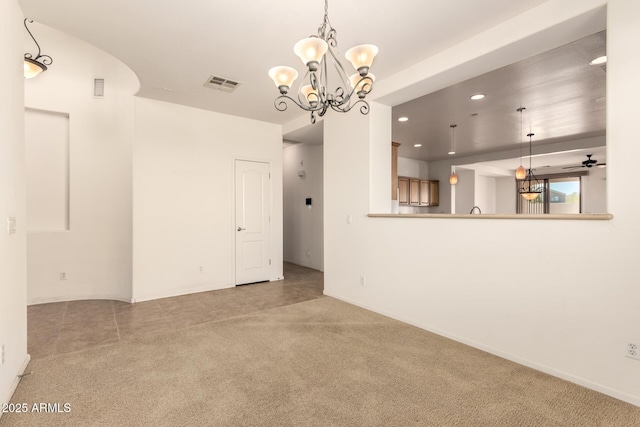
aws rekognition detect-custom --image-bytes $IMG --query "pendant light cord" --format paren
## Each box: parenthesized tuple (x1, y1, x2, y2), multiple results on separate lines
(517, 107, 526, 165)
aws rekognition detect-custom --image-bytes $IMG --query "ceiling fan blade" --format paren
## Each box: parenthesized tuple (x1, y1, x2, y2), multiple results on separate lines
(562, 165, 583, 170)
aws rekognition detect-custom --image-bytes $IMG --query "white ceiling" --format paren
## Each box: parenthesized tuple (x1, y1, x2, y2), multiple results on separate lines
(19, 0, 550, 126)
(20, 0, 606, 170)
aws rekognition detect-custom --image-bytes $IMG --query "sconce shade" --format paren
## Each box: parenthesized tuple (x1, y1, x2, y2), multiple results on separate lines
(268, 66, 299, 93)
(301, 84, 319, 104)
(294, 37, 329, 67)
(345, 44, 378, 74)
(24, 57, 47, 78)
(515, 165, 526, 180)
(349, 73, 375, 93)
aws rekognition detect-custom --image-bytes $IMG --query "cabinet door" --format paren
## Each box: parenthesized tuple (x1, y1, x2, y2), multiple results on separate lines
(398, 177, 409, 205)
(429, 180, 439, 206)
(409, 179, 420, 206)
(419, 180, 430, 206)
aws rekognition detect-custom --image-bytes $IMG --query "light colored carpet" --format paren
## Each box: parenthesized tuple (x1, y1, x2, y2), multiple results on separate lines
(1, 297, 639, 426)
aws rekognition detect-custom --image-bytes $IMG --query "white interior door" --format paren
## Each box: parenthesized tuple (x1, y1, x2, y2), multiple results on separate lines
(235, 160, 271, 285)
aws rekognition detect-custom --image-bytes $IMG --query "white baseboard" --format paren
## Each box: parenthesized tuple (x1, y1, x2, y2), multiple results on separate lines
(0, 354, 31, 420)
(28, 295, 131, 305)
(132, 283, 235, 303)
(324, 291, 640, 408)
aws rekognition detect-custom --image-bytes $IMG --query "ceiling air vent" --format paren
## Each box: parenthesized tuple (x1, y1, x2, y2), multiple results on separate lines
(203, 75, 241, 93)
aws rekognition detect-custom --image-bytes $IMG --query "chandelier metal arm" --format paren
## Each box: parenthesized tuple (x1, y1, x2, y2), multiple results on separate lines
(269, 0, 377, 123)
(24, 19, 53, 66)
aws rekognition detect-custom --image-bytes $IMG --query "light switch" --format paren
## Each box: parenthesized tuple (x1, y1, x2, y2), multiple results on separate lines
(347, 215, 352, 224)
(7, 217, 16, 235)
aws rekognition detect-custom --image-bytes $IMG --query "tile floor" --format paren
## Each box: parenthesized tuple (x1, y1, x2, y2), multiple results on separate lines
(27, 262, 324, 359)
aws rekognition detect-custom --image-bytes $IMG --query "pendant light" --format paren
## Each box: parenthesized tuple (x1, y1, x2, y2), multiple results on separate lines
(515, 107, 526, 180)
(519, 132, 543, 200)
(449, 124, 458, 185)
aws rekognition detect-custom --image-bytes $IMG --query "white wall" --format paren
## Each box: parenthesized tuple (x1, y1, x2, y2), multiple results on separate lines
(474, 173, 496, 214)
(583, 167, 607, 213)
(495, 177, 516, 214)
(25, 109, 69, 231)
(397, 156, 429, 179)
(132, 98, 284, 302)
(0, 0, 29, 408)
(24, 24, 138, 304)
(454, 169, 475, 214)
(324, 0, 640, 407)
(283, 143, 324, 271)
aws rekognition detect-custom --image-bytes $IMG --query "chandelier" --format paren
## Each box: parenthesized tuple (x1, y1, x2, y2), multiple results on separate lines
(268, 0, 378, 124)
(23, 19, 52, 79)
(519, 132, 543, 201)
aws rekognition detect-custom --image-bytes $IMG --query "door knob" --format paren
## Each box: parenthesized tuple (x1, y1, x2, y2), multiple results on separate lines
(237, 227, 246, 231)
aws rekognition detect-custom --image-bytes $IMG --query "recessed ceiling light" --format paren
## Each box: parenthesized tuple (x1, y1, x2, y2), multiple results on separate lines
(448, 151, 455, 155)
(470, 94, 485, 100)
(414, 144, 422, 148)
(589, 56, 607, 65)
(398, 117, 409, 122)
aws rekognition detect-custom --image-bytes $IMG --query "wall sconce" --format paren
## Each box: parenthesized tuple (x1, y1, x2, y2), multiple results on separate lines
(24, 19, 52, 79)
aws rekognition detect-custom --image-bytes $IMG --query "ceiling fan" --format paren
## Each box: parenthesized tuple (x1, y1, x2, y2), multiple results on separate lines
(563, 154, 606, 170)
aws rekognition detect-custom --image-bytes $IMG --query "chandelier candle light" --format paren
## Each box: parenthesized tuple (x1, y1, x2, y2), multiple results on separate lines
(23, 19, 52, 78)
(268, 0, 378, 124)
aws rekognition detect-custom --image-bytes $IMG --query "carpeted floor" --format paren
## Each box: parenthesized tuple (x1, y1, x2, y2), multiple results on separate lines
(2, 297, 639, 426)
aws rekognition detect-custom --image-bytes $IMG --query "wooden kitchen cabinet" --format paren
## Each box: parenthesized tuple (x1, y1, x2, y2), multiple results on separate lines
(398, 177, 439, 207)
(398, 176, 409, 205)
(409, 179, 421, 206)
(429, 180, 439, 206)
(419, 180, 430, 206)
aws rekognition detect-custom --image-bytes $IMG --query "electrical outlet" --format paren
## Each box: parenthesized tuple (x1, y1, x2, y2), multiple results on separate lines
(360, 276, 366, 287)
(1, 344, 5, 367)
(59, 272, 67, 280)
(199, 266, 203, 273)
(626, 342, 640, 360)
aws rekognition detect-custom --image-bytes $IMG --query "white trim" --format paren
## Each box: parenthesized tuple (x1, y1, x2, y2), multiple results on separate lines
(27, 295, 131, 305)
(323, 291, 640, 408)
(132, 282, 235, 303)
